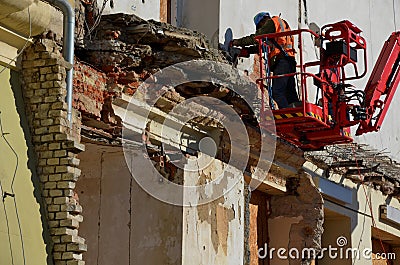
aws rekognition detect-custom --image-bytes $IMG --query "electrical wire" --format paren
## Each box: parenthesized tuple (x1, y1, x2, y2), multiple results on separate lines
(0, 113, 26, 265)
(393, 0, 397, 32)
(301, 0, 320, 60)
(0, 5, 32, 265)
(86, 0, 110, 38)
(0, 179, 15, 265)
(262, 38, 275, 109)
(324, 197, 372, 218)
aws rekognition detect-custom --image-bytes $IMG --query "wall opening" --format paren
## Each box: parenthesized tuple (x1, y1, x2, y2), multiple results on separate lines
(249, 190, 269, 265)
(76, 143, 183, 265)
(317, 208, 351, 265)
(371, 227, 400, 265)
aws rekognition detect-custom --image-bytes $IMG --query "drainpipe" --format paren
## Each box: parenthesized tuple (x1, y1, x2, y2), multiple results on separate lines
(41, 0, 75, 124)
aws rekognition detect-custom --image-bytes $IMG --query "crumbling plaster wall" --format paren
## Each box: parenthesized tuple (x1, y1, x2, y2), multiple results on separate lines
(77, 142, 247, 265)
(182, 157, 245, 264)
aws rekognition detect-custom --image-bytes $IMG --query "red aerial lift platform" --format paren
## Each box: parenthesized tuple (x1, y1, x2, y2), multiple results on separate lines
(254, 20, 400, 150)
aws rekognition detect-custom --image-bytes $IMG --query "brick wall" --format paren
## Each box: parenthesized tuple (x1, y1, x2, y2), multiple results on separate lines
(21, 38, 86, 265)
(73, 60, 107, 118)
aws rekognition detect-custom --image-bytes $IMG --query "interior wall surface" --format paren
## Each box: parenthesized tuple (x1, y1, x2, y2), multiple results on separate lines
(182, 157, 245, 265)
(96, 0, 161, 20)
(78, 143, 247, 265)
(175, 0, 220, 47)
(323, 199, 374, 265)
(268, 216, 304, 265)
(0, 68, 49, 264)
(319, 212, 352, 265)
(76, 143, 183, 265)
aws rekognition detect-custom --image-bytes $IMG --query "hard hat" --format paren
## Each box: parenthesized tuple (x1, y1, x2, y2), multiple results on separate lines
(254, 12, 270, 26)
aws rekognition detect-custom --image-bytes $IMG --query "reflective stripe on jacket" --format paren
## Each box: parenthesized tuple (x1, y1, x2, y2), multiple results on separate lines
(269, 16, 295, 59)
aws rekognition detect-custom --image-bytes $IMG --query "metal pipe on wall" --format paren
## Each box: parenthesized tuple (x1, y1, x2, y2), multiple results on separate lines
(41, 0, 74, 124)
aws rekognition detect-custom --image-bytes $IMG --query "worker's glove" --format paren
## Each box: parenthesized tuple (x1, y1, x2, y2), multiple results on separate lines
(229, 47, 241, 60)
(229, 40, 239, 47)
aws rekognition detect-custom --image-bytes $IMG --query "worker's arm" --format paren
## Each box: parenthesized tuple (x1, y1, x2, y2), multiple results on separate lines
(233, 19, 276, 47)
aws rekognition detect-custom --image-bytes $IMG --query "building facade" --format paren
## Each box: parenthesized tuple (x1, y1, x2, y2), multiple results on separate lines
(0, 0, 399, 265)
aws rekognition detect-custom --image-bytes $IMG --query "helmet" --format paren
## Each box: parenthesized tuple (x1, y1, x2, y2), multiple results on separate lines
(254, 12, 270, 26)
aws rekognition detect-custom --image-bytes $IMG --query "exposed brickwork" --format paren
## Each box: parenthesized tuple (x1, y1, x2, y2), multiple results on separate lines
(73, 60, 107, 118)
(249, 55, 263, 82)
(270, 172, 324, 265)
(73, 60, 122, 134)
(20, 38, 86, 265)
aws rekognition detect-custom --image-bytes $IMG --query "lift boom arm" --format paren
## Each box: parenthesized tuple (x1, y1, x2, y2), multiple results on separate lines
(356, 32, 400, 135)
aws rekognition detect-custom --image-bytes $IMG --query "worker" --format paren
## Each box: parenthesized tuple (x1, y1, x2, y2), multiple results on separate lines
(231, 12, 300, 109)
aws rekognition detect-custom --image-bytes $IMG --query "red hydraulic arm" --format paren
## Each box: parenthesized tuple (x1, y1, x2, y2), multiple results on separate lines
(248, 19, 399, 150)
(356, 32, 400, 135)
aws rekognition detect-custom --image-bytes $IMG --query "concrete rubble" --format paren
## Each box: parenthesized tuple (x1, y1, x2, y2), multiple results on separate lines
(73, 13, 227, 137)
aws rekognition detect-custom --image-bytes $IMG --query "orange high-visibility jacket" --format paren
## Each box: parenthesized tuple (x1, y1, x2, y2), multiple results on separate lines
(269, 16, 295, 59)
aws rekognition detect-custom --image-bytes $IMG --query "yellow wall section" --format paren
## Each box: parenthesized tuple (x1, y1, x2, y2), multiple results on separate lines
(0, 68, 48, 264)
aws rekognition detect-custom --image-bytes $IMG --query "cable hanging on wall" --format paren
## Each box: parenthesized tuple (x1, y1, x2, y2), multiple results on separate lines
(0, 112, 26, 265)
(0, 179, 15, 265)
(0, 6, 33, 264)
(393, 0, 398, 32)
(0, 6, 33, 265)
(298, 0, 320, 60)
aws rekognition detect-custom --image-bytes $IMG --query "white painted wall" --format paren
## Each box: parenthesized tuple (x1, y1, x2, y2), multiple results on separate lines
(175, 0, 220, 47)
(97, 0, 161, 20)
